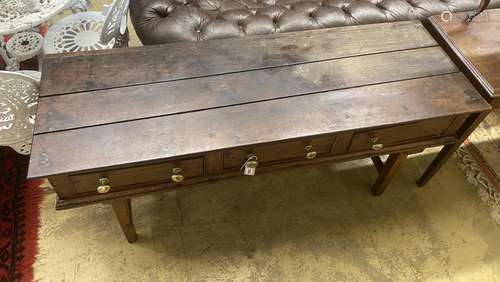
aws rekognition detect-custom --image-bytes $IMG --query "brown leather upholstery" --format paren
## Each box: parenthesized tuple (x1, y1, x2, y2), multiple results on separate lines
(130, 0, 500, 45)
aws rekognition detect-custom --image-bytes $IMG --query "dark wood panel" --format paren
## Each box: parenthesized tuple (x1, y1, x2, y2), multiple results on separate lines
(35, 47, 457, 133)
(52, 136, 457, 209)
(205, 151, 223, 175)
(48, 175, 77, 198)
(442, 115, 470, 136)
(223, 135, 336, 169)
(348, 116, 456, 152)
(427, 10, 500, 108)
(28, 73, 489, 178)
(40, 21, 436, 96)
(70, 157, 203, 194)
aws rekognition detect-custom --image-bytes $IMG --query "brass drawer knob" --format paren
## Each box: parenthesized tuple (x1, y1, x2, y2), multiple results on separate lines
(305, 144, 317, 159)
(171, 167, 184, 183)
(370, 137, 384, 151)
(306, 151, 317, 159)
(97, 177, 111, 194)
(171, 174, 184, 182)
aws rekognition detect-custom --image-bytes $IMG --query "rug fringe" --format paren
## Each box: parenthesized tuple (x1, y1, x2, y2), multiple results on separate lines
(18, 179, 44, 282)
(15, 177, 43, 281)
(456, 145, 500, 226)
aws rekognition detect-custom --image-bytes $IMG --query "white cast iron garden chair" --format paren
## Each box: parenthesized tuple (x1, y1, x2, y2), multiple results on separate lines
(0, 0, 89, 70)
(43, 0, 129, 54)
(0, 71, 40, 155)
(2, 31, 44, 71)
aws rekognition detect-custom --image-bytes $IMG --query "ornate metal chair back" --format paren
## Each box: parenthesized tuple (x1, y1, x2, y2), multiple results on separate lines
(100, 0, 129, 45)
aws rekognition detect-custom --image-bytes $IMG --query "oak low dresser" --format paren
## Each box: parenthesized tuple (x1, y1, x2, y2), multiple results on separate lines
(29, 21, 491, 242)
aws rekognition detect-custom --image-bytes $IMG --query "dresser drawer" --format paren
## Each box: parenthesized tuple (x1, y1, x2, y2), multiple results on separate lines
(348, 116, 457, 153)
(70, 157, 204, 194)
(223, 135, 336, 169)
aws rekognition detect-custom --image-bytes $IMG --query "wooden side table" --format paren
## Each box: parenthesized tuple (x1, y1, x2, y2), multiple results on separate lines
(426, 8, 500, 109)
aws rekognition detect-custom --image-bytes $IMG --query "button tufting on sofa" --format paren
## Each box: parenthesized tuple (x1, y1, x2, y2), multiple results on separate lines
(130, 0, 500, 45)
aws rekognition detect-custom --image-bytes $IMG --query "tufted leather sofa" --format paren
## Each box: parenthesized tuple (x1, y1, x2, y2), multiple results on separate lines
(130, 0, 500, 45)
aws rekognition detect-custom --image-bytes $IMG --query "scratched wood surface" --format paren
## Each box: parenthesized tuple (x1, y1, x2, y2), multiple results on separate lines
(428, 9, 500, 108)
(40, 21, 435, 96)
(426, 9, 500, 183)
(29, 21, 490, 179)
(35, 47, 455, 133)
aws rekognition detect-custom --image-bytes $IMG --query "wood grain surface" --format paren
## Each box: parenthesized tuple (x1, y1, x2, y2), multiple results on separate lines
(29, 73, 488, 178)
(35, 47, 456, 133)
(30, 21, 491, 182)
(427, 9, 500, 108)
(40, 21, 435, 96)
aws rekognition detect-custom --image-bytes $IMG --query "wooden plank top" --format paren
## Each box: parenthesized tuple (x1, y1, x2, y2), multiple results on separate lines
(40, 21, 435, 96)
(29, 21, 491, 178)
(429, 9, 500, 108)
(35, 47, 455, 133)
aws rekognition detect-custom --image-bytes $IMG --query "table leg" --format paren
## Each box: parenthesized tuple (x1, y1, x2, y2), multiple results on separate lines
(371, 156, 384, 174)
(417, 112, 489, 187)
(110, 198, 138, 243)
(371, 153, 408, 196)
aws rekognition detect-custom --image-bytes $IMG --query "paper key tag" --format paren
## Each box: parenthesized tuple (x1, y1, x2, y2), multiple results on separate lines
(244, 165, 256, 176)
(241, 154, 258, 176)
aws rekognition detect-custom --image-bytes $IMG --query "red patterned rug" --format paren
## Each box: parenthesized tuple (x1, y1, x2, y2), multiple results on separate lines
(0, 148, 44, 282)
